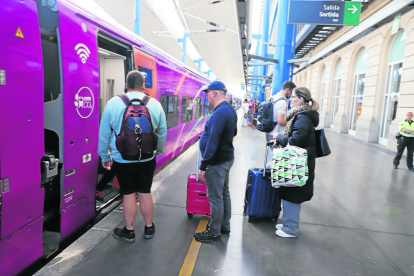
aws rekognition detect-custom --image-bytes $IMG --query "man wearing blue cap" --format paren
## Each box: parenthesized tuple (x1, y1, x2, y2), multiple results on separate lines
(194, 81, 238, 243)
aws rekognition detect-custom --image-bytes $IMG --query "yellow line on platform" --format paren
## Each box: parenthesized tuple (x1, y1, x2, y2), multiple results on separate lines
(178, 216, 209, 276)
(179, 108, 242, 276)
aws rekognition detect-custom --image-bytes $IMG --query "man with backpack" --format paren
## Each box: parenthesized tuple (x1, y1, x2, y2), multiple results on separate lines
(98, 71, 167, 243)
(264, 81, 296, 141)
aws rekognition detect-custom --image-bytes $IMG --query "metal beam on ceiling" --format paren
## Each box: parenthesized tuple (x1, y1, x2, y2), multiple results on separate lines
(248, 54, 278, 63)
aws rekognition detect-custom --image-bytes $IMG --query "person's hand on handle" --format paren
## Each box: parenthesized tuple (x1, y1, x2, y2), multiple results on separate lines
(102, 160, 113, 170)
(198, 169, 206, 182)
(267, 140, 277, 147)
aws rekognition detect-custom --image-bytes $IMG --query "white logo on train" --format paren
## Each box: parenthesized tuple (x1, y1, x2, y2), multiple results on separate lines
(74, 87, 94, 118)
(75, 43, 90, 64)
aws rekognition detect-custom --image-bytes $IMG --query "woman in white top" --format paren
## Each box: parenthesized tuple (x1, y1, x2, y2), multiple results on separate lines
(242, 99, 250, 127)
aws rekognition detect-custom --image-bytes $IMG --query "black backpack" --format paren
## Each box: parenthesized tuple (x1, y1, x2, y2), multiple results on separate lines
(256, 97, 285, 133)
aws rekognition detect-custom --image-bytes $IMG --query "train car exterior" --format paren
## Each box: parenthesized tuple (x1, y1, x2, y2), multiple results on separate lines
(0, 0, 213, 275)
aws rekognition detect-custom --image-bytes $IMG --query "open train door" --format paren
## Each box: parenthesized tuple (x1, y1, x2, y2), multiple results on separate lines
(133, 48, 157, 99)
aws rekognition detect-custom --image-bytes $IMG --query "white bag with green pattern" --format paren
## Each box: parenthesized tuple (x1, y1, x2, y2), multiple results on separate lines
(271, 145, 308, 188)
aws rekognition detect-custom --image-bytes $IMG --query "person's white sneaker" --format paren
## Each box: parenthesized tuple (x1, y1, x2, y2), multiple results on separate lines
(275, 229, 296, 238)
(275, 224, 283, 230)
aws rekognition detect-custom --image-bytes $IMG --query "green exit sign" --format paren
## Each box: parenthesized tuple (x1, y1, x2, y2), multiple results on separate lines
(343, 2, 361, 26)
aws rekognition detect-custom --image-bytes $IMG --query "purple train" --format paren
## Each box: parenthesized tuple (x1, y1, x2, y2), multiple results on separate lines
(0, 1, 228, 275)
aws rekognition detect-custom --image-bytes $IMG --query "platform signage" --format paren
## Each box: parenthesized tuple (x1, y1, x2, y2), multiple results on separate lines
(288, 1, 361, 26)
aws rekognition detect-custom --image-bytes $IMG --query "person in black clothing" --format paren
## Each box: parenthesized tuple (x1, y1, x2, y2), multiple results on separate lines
(273, 87, 319, 238)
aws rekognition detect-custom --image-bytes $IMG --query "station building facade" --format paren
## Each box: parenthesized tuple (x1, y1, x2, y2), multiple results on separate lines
(292, 6, 414, 153)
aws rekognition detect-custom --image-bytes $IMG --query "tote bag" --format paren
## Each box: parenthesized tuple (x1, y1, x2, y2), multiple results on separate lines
(315, 129, 331, 158)
(271, 145, 308, 188)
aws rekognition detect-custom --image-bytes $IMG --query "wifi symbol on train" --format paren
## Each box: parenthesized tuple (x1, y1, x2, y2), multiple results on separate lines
(75, 43, 91, 64)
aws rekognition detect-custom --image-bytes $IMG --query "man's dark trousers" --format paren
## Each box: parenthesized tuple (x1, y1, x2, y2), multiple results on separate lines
(394, 136, 414, 169)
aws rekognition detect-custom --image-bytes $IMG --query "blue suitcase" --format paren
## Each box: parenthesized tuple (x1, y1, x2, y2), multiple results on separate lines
(243, 145, 281, 222)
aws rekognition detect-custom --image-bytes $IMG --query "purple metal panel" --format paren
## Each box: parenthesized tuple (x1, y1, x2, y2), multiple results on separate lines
(0, 0, 45, 238)
(61, 197, 94, 240)
(0, 217, 43, 276)
(56, 1, 99, 239)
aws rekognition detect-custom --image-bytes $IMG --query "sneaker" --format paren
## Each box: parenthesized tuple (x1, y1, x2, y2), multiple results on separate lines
(144, 223, 155, 239)
(95, 191, 104, 202)
(113, 226, 135, 243)
(393, 165, 398, 169)
(275, 224, 283, 230)
(194, 230, 221, 243)
(275, 229, 296, 238)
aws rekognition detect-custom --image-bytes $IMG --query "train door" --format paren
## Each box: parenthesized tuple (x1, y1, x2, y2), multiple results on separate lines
(96, 32, 133, 206)
(0, 1, 45, 275)
(133, 48, 157, 99)
(98, 48, 126, 118)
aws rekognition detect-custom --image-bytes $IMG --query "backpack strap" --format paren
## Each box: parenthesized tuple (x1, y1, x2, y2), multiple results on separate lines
(141, 95, 151, 106)
(118, 94, 131, 106)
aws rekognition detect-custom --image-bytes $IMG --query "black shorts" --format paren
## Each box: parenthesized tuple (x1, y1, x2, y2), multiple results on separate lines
(112, 158, 157, 195)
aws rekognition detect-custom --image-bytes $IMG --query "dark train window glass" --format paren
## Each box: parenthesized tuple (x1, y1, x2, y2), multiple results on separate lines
(181, 96, 194, 124)
(160, 94, 179, 129)
(138, 65, 153, 89)
(193, 97, 202, 120)
(202, 98, 209, 116)
(167, 96, 174, 113)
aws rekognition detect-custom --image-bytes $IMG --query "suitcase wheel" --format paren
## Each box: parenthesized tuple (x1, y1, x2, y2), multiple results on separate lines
(187, 213, 193, 218)
(247, 215, 254, 223)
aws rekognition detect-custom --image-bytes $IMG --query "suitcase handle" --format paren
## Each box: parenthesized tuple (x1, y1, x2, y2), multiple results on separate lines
(199, 193, 206, 196)
(196, 136, 201, 182)
(263, 143, 273, 177)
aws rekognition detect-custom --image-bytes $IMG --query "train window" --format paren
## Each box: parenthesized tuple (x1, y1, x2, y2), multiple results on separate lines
(160, 95, 179, 129)
(193, 97, 202, 120)
(181, 96, 194, 124)
(138, 65, 153, 89)
(202, 99, 209, 116)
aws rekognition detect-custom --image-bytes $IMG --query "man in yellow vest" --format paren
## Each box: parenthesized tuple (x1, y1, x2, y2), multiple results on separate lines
(393, 112, 414, 171)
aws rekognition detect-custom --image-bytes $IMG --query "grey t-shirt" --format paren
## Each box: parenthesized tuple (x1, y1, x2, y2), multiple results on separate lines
(268, 93, 288, 138)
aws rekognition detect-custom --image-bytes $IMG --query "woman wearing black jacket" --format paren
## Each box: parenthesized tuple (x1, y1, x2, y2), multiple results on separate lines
(274, 87, 319, 238)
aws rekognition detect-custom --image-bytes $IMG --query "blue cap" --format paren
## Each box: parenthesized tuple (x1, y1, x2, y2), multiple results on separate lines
(202, 81, 227, 93)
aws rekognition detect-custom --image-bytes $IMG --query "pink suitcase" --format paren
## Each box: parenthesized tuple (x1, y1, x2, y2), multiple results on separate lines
(186, 145, 211, 218)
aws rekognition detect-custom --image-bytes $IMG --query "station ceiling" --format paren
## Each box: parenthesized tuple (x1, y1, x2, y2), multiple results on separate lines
(141, 0, 245, 92)
(91, 0, 245, 93)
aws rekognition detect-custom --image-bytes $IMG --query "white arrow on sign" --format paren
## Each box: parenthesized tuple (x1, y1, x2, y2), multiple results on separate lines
(348, 5, 358, 14)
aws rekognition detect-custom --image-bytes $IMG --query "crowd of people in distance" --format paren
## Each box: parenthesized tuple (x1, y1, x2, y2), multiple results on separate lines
(242, 98, 260, 127)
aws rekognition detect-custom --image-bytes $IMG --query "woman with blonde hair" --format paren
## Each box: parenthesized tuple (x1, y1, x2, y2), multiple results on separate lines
(273, 87, 319, 238)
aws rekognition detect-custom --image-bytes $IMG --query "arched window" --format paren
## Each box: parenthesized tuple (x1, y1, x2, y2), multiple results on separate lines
(379, 31, 406, 145)
(331, 59, 342, 128)
(319, 67, 326, 111)
(349, 48, 367, 135)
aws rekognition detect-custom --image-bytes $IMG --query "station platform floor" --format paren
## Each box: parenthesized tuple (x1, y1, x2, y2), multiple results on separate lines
(36, 112, 414, 276)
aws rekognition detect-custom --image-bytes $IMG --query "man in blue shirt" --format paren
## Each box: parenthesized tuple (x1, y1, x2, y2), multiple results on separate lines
(194, 81, 238, 243)
(98, 71, 167, 242)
